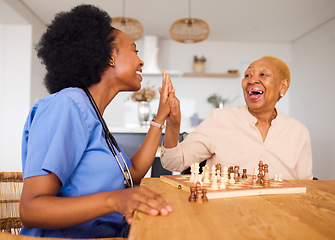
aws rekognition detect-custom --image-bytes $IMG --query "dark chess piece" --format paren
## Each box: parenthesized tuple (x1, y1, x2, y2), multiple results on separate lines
(242, 169, 248, 178)
(189, 187, 196, 202)
(202, 188, 208, 202)
(196, 188, 204, 203)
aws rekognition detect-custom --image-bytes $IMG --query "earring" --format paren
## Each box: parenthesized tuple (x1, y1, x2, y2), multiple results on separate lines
(109, 56, 115, 67)
(280, 93, 284, 97)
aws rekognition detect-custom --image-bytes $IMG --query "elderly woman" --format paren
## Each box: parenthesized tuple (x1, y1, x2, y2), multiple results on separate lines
(161, 56, 313, 180)
(20, 5, 176, 238)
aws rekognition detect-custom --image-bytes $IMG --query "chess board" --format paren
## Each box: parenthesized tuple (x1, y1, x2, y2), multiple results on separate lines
(160, 174, 306, 199)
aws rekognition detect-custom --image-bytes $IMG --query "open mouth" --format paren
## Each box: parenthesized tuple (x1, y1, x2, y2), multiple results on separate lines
(247, 89, 264, 100)
(136, 70, 142, 77)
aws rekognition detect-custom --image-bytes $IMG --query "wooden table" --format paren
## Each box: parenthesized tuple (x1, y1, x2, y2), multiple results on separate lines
(0, 232, 120, 240)
(128, 178, 335, 240)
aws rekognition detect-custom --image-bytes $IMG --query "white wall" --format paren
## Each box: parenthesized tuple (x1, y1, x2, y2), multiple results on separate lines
(0, 23, 31, 171)
(4, 0, 48, 105)
(0, 0, 45, 171)
(291, 18, 335, 180)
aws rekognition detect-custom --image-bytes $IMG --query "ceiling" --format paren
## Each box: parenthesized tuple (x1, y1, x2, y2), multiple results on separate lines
(20, 0, 335, 43)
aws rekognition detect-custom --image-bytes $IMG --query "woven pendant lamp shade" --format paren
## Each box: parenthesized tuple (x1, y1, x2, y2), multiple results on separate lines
(170, 18, 209, 43)
(112, 17, 143, 41)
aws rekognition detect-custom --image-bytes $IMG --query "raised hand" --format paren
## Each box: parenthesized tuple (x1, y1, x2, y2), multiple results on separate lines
(155, 69, 178, 124)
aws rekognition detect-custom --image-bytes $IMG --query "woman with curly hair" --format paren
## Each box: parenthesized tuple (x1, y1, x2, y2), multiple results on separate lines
(19, 4, 178, 238)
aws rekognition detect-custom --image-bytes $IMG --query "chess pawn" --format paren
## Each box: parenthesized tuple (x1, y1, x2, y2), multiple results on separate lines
(229, 172, 235, 184)
(251, 174, 257, 187)
(210, 174, 219, 190)
(263, 175, 270, 187)
(220, 177, 226, 189)
(196, 188, 204, 203)
(242, 169, 248, 178)
(274, 174, 278, 181)
(202, 189, 208, 202)
(223, 166, 229, 182)
(193, 172, 199, 183)
(189, 187, 196, 202)
(253, 167, 258, 176)
(203, 171, 210, 184)
(223, 173, 229, 183)
(190, 164, 195, 182)
(278, 173, 282, 181)
(211, 166, 216, 181)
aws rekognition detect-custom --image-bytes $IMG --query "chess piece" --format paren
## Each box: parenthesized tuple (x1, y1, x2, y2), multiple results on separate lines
(242, 169, 248, 178)
(253, 167, 258, 176)
(216, 169, 221, 178)
(193, 163, 200, 183)
(274, 174, 278, 181)
(215, 163, 222, 173)
(210, 174, 219, 190)
(258, 160, 264, 181)
(196, 187, 204, 203)
(211, 166, 216, 181)
(202, 189, 208, 202)
(203, 171, 210, 184)
(251, 174, 257, 187)
(278, 173, 282, 181)
(220, 177, 226, 189)
(263, 164, 270, 187)
(229, 172, 235, 184)
(234, 166, 240, 182)
(228, 166, 234, 179)
(257, 173, 262, 185)
(189, 187, 196, 202)
(190, 164, 195, 182)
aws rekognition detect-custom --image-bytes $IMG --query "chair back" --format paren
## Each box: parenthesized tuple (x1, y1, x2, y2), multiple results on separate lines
(0, 172, 23, 235)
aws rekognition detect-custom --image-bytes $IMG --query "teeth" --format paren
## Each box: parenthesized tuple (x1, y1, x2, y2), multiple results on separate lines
(248, 91, 263, 95)
(136, 71, 142, 76)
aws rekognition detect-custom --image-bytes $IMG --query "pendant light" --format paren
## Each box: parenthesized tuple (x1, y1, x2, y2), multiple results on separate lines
(170, 0, 210, 43)
(112, 0, 143, 41)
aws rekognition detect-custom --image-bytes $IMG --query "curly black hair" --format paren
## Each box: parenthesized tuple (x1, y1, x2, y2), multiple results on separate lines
(36, 4, 119, 94)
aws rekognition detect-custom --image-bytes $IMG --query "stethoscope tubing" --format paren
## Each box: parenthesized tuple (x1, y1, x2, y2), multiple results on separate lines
(83, 87, 133, 188)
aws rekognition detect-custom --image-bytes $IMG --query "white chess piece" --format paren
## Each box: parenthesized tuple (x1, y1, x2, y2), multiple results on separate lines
(278, 174, 282, 181)
(203, 172, 210, 184)
(253, 167, 258, 176)
(210, 174, 219, 190)
(211, 166, 216, 181)
(190, 164, 194, 182)
(220, 177, 226, 189)
(223, 166, 229, 183)
(229, 172, 235, 184)
(274, 174, 278, 181)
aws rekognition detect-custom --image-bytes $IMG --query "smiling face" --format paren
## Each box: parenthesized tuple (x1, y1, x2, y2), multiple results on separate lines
(111, 32, 144, 91)
(242, 59, 288, 114)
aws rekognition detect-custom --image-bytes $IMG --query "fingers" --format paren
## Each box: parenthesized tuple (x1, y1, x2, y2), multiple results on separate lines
(118, 187, 172, 225)
(161, 69, 174, 97)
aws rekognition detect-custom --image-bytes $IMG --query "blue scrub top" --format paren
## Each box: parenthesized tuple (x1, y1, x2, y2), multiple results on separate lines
(20, 87, 131, 238)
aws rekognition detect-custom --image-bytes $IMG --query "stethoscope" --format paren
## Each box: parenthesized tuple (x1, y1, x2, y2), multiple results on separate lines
(83, 87, 133, 188)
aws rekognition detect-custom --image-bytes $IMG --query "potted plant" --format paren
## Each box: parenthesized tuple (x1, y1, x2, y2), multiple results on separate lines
(193, 55, 206, 73)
